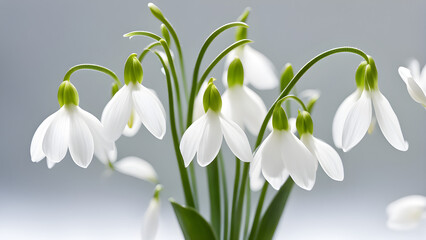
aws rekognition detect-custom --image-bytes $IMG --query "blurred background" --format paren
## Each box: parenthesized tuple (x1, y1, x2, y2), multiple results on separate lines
(0, 0, 425, 239)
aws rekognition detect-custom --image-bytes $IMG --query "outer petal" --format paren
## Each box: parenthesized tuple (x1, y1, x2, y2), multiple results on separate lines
(122, 110, 142, 137)
(221, 88, 244, 130)
(281, 131, 317, 190)
(342, 90, 372, 152)
(197, 111, 222, 167)
(241, 86, 267, 135)
(220, 115, 253, 163)
(193, 82, 208, 122)
(42, 107, 70, 163)
(409, 60, 420, 81)
(242, 46, 278, 90)
(30, 112, 57, 162)
(46, 158, 56, 169)
(132, 84, 166, 139)
(180, 114, 207, 167)
(260, 131, 289, 190)
(142, 198, 160, 240)
(250, 143, 265, 191)
(387, 195, 426, 230)
(69, 112, 94, 168)
(332, 90, 362, 149)
(420, 64, 426, 91)
(114, 156, 158, 183)
(288, 118, 297, 134)
(399, 67, 426, 106)
(301, 134, 344, 181)
(372, 90, 408, 151)
(101, 85, 133, 141)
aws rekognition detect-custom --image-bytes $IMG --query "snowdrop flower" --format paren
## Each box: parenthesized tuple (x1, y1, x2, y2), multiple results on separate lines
(387, 195, 426, 230)
(192, 82, 208, 122)
(297, 111, 344, 181)
(30, 81, 115, 168)
(142, 185, 162, 240)
(222, 9, 278, 90)
(113, 156, 158, 183)
(333, 59, 408, 152)
(221, 58, 267, 135)
(250, 104, 317, 191)
(398, 60, 426, 107)
(102, 53, 166, 141)
(180, 79, 253, 167)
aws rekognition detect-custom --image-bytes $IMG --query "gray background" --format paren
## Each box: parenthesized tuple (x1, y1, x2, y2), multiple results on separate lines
(1, 0, 425, 239)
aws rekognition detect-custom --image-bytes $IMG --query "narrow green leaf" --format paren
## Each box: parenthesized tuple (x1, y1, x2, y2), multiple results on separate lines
(170, 200, 217, 240)
(254, 179, 294, 240)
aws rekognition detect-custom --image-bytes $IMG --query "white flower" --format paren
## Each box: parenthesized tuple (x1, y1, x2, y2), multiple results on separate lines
(142, 185, 162, 240)
(114, 156, 158, 183)
(387, 195, 426, 230)
(222, 46, 278, 90)
(398, 60, 426, 107)
(192, 82, 208, 122)
(221, 85, 267, 135)
(30, 105, 115, 168)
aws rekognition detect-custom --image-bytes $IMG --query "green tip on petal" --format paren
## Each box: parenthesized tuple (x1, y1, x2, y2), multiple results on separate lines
(161, 24, 171, 45)
(296, 110, 314, 135)
(227, 57, 244, 87)
(203, 78, 222, 113)
(124, 53, 143, 85)
(235, 8, 251, 41)
(57, 81, 79, 107)
(153, 184, 163, 200)
(280, 63, 294, 92)
(272, 105, 289, 131)
(355, 61, 367, 89)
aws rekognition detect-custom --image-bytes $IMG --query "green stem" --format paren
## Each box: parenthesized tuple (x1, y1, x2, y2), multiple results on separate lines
(277, 95, 308, 112)
(248, 183, 268, 240)
(63, 64, 121, 87)
(230, 161, 249, 240)
(188, 163, 199, 210)
(229, 158, 241, 240)
(187, 39, 252, 127)
(207, 159, 221, 238)
(152, 50, 195, 208)
(123, 31, 161, 41)
(243, 179, 251, 240)
(139, 42, 161, 62)
(247, 46, 370, 238)
(219, 153, 229, 240)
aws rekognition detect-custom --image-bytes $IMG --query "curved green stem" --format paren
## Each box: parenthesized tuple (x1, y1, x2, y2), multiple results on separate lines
(186, 39, 252, 127)
(123, 31, 162, 41)
(276, 95, 308, 112)
(139, 42, 161, 62)
(152, 50, 195, 208)
(63, 64, 121, 87)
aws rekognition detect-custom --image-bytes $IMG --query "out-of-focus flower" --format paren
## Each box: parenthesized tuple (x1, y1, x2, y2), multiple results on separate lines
(387, 195, 426, 230)
(398, 60, 426, 107)
(142, 185, 162, 240)
(113, 156, 158, 183)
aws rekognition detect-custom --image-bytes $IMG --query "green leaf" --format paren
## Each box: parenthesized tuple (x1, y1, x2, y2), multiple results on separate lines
(254, 179, 294, 240)
(171, 199, 217, 240)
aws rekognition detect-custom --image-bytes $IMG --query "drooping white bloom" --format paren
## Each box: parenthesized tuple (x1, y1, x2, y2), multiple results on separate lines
(180, 79, 253, 167)
(114, 156, 158, 183)
(31, 102, 114, 169)
(398, 60, 426, 107)
(222, 46, 278, 90)
(192, 82, 208, 122)
(387, 195, 426, 230)
(142, 185, 162, 240)
(102, 54, 166, 141)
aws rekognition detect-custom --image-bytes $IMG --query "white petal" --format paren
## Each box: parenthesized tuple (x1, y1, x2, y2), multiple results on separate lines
(180, 114, 207, 167)
(409, 60, 420, 81)
(132, 84, 166, 139)
(46, 158, 56, 169)
(241, 86, 267, 135)
(281, 131, 317, 190)
(114, 156, 158, 183)
(342, 90, 372, 152)
(288, 118, 297, 134)
(242, 46, 278, 90)
(101, 85, 133, 141)
(399, 67, 426, 106)
(193, 82, 208, 122)
(220, 115, 253, 163)
(420, 64, 426, 91)
(250, 144, 265, 191)
(260, 131, 289, 190)
(398, 67, 412, 85)
(301, 135, 344, 181)
(42, 107, 70, 163)
(142, 197, 160, 240)
(387, 195, 426, 230)
(332, 90, 362, 149)
(221, 89, 244, 129)
(122, 110, 142, 137)
(197, 111, 222, 167)
(299, 89, 321, 101)
(30, 112, 57, 162)
(69, 112, 94, 168)
(372, 91, 408, 151)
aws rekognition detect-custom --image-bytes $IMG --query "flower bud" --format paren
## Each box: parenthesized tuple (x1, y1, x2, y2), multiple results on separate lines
(227, 57, 244, 87)
(147, 3, 164, 19)
(124, 53, 143, 85)
(280, 63, 293, 92)
(235, 7, 250, 41)
(355, 61, 367, 89)
(203, 78, 222, 113)
(57, 81, 79, 107)
(272, 105, 289, 131)
(161, 24, 171, 46)
(296, 110, 314, 135)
